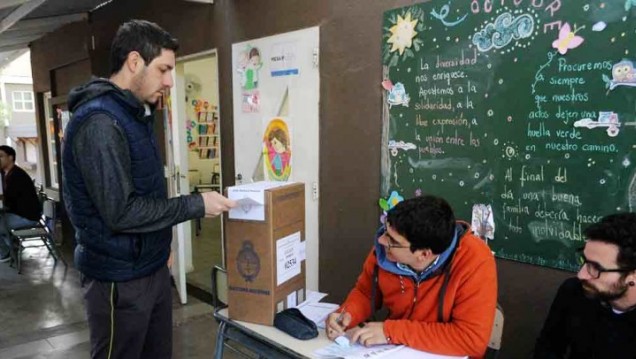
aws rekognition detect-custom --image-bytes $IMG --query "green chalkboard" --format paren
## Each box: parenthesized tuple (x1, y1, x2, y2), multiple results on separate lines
(381, 1, 636, 271)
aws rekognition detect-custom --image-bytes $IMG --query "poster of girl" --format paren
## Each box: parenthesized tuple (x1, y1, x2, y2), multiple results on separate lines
(263, 118, 292, 181)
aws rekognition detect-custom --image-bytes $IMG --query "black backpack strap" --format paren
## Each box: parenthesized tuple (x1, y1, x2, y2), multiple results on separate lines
(437, 264, 452, 322)
(369, 264, 379, 321)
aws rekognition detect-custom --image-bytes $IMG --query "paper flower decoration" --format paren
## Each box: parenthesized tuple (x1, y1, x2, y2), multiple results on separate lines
(387, 13, 418, 55)
(378, 191, 404, 224)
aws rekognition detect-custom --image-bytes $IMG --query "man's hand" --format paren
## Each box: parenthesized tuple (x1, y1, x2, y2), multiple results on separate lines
(201, 191, 237, 217)
(167, 250, 174, 268)
(348, 322, 388, 347)
(326, 310, 351, 340)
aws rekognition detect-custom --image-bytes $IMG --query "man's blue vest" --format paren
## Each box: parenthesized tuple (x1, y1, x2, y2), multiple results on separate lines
(63, 94, 170, 282)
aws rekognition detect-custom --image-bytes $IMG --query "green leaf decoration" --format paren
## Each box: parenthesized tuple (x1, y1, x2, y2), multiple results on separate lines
(379, 198, 389, 211)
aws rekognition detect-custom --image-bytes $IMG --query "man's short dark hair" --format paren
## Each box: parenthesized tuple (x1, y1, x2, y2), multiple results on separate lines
(584, 213, 636, 270)
(0, 145, 16, 162)
(386, 195, 456, 254)
(110, 19, 179, 75)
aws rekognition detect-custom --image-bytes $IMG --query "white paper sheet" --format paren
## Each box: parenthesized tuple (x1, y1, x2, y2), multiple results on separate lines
(303, 290, 328, 304)
(297, 301, 339, 328)
(276, 231, 301, 285)
(313, 343, 467, 359)
(313, 343, 404, 359)
(227, 181, 287, 220)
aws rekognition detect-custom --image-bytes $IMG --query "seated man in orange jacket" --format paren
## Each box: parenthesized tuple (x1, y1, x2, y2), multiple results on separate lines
(326, 195, 497, 358)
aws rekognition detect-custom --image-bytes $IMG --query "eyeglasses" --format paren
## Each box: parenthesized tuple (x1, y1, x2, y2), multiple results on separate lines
(382, 230, 410, 251)
(576, 248, 635, 279)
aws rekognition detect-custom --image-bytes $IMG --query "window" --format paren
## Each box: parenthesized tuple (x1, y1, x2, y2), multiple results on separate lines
(12, 91, 34, 112)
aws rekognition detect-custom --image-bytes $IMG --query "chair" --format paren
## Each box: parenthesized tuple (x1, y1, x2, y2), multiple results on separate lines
(10, 198, 67, 274)
(211, 265, 279, 359)
(485, 303, 504, 359)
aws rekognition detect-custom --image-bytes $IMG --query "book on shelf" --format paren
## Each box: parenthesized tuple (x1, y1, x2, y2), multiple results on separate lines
(198, 148, 217, 159)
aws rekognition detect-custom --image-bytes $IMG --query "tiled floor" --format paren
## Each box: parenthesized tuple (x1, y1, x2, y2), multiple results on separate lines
(187, 216, 224, 292)
(0, 235, 242, 359)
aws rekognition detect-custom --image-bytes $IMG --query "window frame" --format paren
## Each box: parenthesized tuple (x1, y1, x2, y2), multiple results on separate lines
(12, 90, 35, 112)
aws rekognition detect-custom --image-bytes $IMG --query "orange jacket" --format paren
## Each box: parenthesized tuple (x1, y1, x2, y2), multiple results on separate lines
(341, 224, 497, 358)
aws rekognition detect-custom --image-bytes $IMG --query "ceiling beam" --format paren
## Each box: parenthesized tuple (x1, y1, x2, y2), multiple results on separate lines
(0, 0, 48, 34)
(0, 0, 30, 11)
(9, 13, 87, 32)
(4, 25, 59, 38)
(183, 0, 214, 3)
(0, 42, 31, 53)
(0, 34, 39, 48)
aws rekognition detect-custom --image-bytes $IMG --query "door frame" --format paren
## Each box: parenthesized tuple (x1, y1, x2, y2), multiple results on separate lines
(168, 48, 224, 303)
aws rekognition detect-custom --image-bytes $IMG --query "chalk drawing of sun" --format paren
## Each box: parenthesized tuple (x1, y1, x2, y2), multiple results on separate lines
(388, 12, 418, 55)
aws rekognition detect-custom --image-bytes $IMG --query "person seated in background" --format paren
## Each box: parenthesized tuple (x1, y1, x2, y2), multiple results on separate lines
(0, 145, 41, 263)
(326, 195, 498, 358)
(534, 213, 636, 359)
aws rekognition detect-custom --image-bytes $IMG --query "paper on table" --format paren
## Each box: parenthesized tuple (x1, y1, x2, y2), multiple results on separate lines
(394, 347, 467, 359)
(302, 290, 328, 305)
(297, 302, 339, 328)
(313, 342, 404, 359)
(313, 343, 468, 359)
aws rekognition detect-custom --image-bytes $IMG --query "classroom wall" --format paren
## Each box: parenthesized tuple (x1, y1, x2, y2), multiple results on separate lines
(28, 0, 576, 357)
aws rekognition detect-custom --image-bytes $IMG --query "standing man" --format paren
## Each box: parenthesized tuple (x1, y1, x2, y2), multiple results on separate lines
(0, 145, 40, 263)
(62, 20, 236, 359)
(326, 195, 497, 358)
(534, 213, 636, 358)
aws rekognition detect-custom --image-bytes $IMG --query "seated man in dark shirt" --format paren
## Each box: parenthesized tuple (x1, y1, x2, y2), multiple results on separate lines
(534, 213, 636, 359)
(0, 145, 41, 263)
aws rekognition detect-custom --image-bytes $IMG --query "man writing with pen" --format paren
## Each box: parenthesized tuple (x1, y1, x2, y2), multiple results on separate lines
(326, 195, 498, 358)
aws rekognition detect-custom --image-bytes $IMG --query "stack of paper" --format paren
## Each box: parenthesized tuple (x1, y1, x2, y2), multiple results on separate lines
(313, 344, 468, 359)
(313, 343, 404, 359)
(297, 301, 339, 328)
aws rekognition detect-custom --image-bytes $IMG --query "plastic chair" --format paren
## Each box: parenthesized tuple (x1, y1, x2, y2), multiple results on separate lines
(485, 303, 504, 359)
(10, 198, 67, 274)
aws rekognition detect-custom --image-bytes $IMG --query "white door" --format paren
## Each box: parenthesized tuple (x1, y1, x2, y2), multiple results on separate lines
(231, 27, 321, 290)
(166, 66, 192, 305)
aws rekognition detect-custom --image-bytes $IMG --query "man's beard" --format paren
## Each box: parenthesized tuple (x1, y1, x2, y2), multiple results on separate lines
(581, 279, 628, 301)
(131, 68, 151, 104)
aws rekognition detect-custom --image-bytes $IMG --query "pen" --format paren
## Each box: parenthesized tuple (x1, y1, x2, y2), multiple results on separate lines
(336, 305, 347, 325)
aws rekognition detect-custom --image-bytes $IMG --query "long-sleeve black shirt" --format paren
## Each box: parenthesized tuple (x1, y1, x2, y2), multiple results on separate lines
(534, 277, 636, 359)
(71, 113, 204, 234)
(3, 165, 40, 221)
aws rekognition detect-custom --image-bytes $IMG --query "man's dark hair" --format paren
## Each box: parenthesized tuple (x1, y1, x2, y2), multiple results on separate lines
(110, 19, 179, 75)
(584, 213, 636, 270)
(0, 145, 16, 162)
(386, 195, 456, 254)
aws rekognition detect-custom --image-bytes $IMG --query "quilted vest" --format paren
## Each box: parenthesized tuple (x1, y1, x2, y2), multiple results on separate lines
(62, 93, 170, 281)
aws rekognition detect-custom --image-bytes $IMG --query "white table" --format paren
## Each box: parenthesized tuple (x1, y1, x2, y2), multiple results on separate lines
(213, 308, 468, 359)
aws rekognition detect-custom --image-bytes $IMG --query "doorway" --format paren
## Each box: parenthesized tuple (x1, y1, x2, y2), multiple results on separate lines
(169, 50, 224, 301)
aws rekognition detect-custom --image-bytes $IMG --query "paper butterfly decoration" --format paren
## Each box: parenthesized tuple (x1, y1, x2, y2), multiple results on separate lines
(552, 23, 584, 55)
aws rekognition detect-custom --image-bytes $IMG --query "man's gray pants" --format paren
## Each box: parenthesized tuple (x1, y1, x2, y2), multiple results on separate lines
(83, 265, 172, 359)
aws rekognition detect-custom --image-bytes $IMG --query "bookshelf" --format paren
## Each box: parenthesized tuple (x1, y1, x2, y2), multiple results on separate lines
(196, 107, 219, 159)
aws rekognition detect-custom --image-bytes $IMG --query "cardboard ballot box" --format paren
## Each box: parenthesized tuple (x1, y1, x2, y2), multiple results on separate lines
(225, 182, 306, 325)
